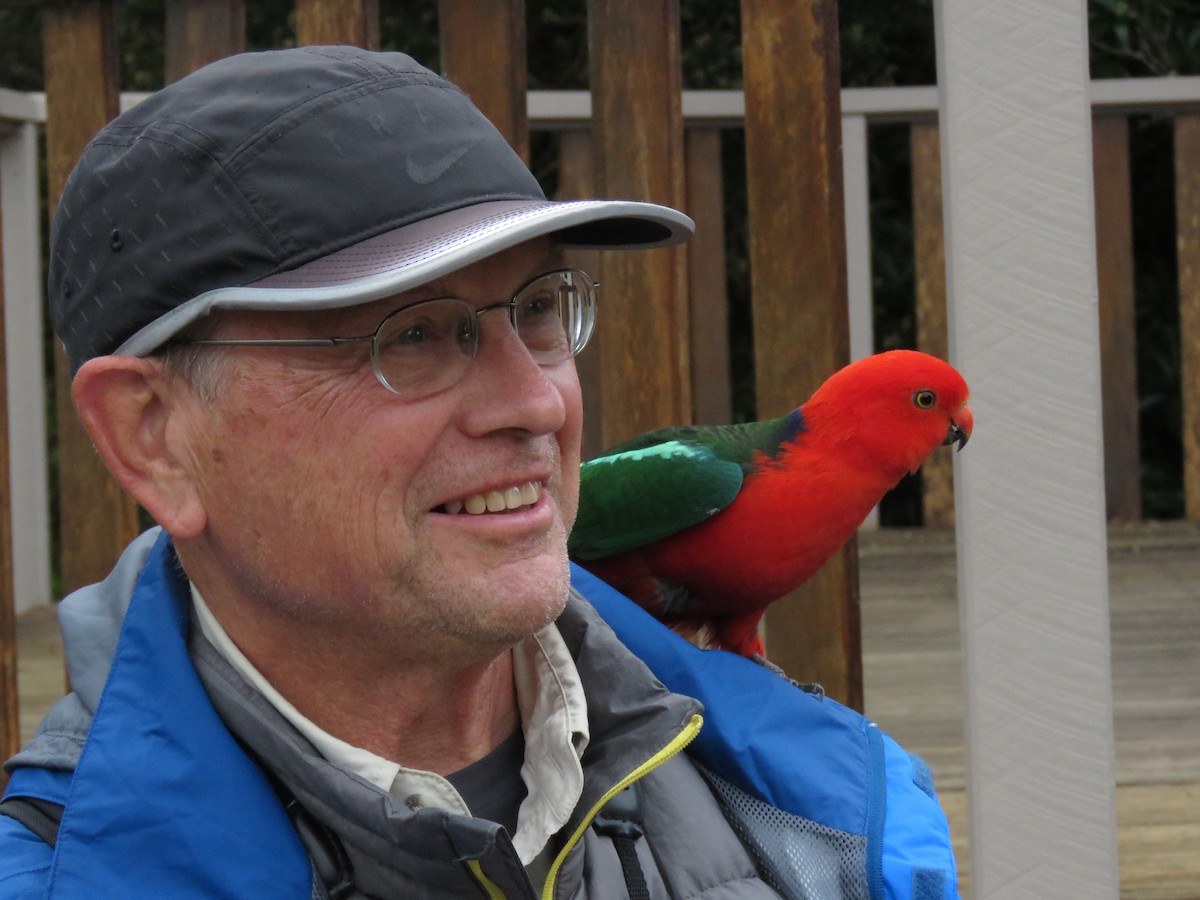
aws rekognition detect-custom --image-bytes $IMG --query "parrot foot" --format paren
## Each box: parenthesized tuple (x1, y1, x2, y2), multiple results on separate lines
(747, 654, 826, 700)
(794, 681, 826, 700)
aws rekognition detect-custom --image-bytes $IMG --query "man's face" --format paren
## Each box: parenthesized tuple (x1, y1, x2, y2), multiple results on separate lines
(175, 240, 583, 662)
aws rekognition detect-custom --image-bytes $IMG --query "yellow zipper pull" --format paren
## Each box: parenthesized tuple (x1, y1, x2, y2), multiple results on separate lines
(540, 714, 703, 900)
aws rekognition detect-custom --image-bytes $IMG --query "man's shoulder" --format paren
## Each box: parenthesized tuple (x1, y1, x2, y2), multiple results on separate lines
(569, 564, 960, 899)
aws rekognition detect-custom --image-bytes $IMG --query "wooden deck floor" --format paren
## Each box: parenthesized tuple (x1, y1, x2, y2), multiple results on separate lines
(859, 520, 1200, 900)
(10, 521, 1200, 898)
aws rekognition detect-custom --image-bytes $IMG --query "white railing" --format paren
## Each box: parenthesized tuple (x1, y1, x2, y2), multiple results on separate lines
(1, 87, 52, 615)
(3, 77, 1200, 612)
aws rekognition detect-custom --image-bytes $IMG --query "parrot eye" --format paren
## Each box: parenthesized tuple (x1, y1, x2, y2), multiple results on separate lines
(913, 389, 937, 409)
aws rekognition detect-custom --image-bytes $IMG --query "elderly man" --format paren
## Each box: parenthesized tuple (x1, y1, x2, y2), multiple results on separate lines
(0, 47, 956, 899)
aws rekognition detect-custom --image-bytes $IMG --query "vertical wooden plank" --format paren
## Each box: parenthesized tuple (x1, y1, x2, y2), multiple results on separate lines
(43, 4, 118, 208)
(295, 0, 380, 49)
(1093, 114, 1141, 523)
(164, 0, 245, 84)
(1176, 113, 1200, 524)
(684, 127, 732, 426)
(742, 0, 861, 710)
(43, 3, 141, 601)
(587, 0, 690, 446)
(555, 129, 605, 461)
(742, 0, 849, 421)
(0, 173, 18, 773)
(438, 0, 528, 163)
(911, 118, 956, 527)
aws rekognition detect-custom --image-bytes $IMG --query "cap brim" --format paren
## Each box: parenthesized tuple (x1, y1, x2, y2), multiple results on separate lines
(116, 198, 693, 358)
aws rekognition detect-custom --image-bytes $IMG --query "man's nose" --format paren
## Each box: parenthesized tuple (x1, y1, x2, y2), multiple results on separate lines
(457, 314, 569, 437)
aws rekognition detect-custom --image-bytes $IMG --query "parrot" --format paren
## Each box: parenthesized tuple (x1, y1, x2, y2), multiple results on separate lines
(568, 349, 973, 659)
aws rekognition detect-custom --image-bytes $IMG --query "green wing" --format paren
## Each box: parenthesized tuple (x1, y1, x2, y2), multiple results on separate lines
(568, 439, 744, 560)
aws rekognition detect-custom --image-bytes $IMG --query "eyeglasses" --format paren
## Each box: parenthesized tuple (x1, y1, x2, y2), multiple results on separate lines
(175, 269, 597, 399)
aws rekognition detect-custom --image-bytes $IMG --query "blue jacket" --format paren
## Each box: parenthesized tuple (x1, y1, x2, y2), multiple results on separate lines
(2, 531, 957, 898)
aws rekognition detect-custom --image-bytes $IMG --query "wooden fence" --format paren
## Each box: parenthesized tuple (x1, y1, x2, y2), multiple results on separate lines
(1, 0, 1198, 776)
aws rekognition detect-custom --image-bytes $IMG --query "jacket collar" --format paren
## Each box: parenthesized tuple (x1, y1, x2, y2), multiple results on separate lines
(45, 530, 313, 898)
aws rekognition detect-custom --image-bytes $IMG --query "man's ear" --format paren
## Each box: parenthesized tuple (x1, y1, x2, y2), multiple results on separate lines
(71, 356, 207, 539)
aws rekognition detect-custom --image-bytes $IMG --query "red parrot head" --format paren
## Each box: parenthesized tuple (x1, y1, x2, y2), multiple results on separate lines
(801, 349, 973, 478)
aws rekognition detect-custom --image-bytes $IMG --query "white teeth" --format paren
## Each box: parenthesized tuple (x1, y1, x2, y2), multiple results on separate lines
(442, 482, 542, 515)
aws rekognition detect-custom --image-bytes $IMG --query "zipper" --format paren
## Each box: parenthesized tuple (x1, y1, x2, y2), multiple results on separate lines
(466, 858, 508, 900)
(540, 713, 704, 900)
(864, 724, 887, 900)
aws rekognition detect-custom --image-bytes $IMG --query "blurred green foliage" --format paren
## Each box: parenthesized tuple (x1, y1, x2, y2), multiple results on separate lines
(1089, 0, 1200, 78)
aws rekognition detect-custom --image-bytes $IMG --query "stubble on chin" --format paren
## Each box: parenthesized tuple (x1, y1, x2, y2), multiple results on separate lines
(400, 526, 573, 654)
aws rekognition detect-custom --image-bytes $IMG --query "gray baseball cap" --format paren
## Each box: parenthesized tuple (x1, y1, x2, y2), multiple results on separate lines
(49, 45, 693, 374)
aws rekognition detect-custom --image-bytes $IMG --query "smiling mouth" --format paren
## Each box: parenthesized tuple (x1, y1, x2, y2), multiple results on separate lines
(438, 481, 543, 515)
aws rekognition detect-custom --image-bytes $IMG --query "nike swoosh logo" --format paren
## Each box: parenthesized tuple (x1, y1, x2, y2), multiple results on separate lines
(406, 138, 483, 185)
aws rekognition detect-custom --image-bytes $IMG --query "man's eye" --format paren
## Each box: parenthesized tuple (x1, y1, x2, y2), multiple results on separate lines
(517, 292, 556, 319)
(393, 324, 428, 345)
(381, 307, 467, 350)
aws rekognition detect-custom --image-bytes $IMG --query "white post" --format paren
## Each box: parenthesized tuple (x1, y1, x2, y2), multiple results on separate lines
(1, 120, 53, 614)
(934, 1, 1119, 896)
(841, 113, 879, 530)
(842, 113, 874, 364)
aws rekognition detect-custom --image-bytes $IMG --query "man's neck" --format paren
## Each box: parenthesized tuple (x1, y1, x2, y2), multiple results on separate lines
(264, 644, 520, 774)
(191, 580, 522, 775)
